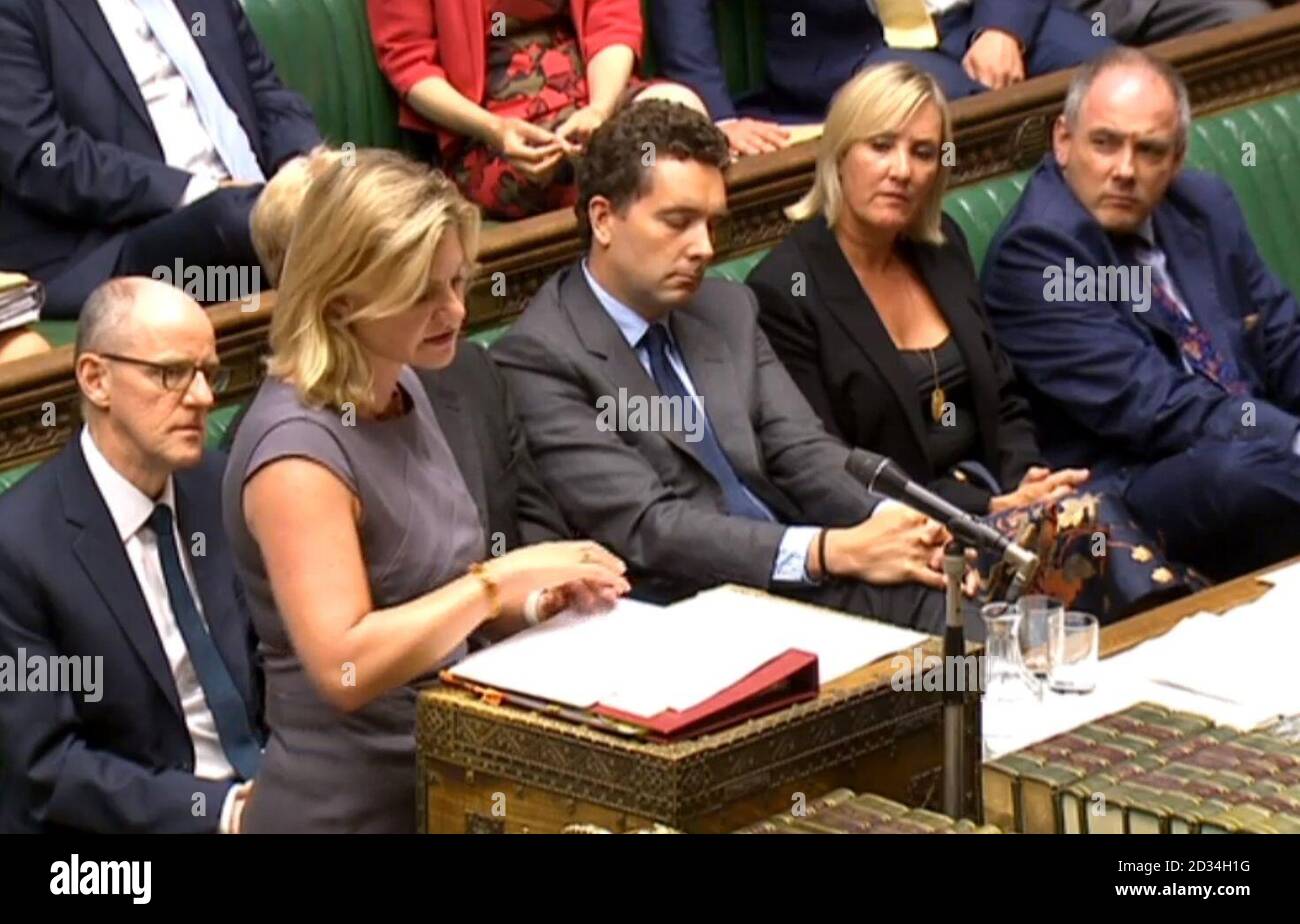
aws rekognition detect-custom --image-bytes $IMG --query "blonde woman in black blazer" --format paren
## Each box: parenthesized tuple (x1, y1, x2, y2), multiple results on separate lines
(748, 61, 1088, 518)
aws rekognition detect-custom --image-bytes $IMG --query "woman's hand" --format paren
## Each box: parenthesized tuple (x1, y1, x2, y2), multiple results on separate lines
(988, 466, 1090, 513)
(554, 105, 610, 155)
(483, 541, 630, 621)
(491, 117, 566, 182)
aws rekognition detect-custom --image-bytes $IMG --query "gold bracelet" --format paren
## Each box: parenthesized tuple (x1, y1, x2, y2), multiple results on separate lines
(469, 562, 502, 620)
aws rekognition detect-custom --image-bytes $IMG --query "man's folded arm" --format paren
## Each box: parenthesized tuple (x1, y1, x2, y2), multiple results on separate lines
(0, 549, 231, 834)
(0, 3, 191, 222)
(983, 224, 1300, 456)
(493, 331, 789, 589)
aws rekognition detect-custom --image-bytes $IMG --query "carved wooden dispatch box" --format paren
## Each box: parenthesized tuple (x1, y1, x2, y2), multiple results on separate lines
(416, 640, 982, 834)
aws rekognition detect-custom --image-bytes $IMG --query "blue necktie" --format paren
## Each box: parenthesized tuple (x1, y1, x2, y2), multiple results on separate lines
(148, 504, 261, 780)
(640, 324, 773, 521)
(134, 0, 266, 182)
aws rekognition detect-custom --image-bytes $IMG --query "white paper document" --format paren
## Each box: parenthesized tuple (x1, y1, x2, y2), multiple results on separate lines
(986, 581, 1300, 757)
(448, 588, 929, 718)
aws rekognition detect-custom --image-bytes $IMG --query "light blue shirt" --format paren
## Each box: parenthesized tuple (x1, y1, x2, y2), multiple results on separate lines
(581, 262, 820, 584)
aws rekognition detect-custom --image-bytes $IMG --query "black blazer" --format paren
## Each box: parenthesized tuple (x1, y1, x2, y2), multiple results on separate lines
(0, 0, 319, 294)
(747, 214, 1044, 514)
(416, 341, 572, 549)
(0, 440, 261, 833)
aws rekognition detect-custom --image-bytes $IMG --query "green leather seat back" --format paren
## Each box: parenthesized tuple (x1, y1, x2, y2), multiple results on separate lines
(1183, 92, 1300, 294)
(244, 0, 405, 150)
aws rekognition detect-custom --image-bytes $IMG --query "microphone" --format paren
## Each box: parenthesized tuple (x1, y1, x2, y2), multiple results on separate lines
(844, 449, 1037, 578)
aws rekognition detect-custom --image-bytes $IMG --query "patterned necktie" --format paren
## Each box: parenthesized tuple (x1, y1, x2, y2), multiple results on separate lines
(876, 0, 940, 49)
(148, 504, 261, 780)
(1124, 239, 1250, 397)
(133, 0, 266, 182)
(640, 325, 773, 521)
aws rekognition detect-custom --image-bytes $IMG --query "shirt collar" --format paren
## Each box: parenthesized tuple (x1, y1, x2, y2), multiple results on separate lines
(582, 260, 660, 350)
(80, 426, 177, 543)
(1133, 217, 1157, 249)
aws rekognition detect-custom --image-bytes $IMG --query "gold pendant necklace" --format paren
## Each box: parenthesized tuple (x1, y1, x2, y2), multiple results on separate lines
(926, 346, 946, 423)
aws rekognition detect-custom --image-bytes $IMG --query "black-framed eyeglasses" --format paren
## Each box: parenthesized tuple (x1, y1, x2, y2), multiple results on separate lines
(96, 353, 231, 394)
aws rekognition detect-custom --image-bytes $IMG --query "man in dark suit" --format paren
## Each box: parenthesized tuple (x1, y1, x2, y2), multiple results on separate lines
(0, 0, 320, 318)
(982, 47, 1300, 579)
(494, 100, 959, 632)
(0, 277, 262, 832)
(649, 0, 1111, 155)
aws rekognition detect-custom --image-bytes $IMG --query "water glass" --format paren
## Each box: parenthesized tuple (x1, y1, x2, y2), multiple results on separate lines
(1049, 611, 1099, 694)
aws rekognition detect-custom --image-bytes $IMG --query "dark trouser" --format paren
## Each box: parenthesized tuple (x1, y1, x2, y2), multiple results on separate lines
(862, 5, 1115, 99)
(43, 185, 263, 319)
(1123, 437, 1300, 581)
(1058, 0, 1273, 46)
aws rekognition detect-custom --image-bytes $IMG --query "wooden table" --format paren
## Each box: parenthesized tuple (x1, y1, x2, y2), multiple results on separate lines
(1100, 556, 1293, 658)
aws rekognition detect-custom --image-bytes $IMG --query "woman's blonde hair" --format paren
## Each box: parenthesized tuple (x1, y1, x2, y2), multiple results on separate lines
(267, 149, 480, 411)
(250, 146, 344, 285)
(786, 61, 952, 244)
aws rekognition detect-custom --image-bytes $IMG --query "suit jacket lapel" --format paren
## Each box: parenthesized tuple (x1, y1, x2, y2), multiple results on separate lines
(423, 375, 491, 536)
(670, 309, 765, 481)
(59, 444, 183, 721)
(801, 220, 933, 465)
(564, 269, 698, 461)
(1153, 204, 1221, 332)
(55, 0, 155, 138)
(906, 237, 1003, 471)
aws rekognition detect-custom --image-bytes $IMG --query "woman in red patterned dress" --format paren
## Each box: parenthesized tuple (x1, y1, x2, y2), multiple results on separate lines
(369, 0, 706, 219)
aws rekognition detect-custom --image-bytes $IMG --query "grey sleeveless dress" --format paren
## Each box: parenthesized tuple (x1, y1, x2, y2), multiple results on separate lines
(221, 367, 485, 833)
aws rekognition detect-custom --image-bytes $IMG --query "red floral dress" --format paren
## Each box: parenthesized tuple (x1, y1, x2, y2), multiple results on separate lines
(445, 0, 641, 219)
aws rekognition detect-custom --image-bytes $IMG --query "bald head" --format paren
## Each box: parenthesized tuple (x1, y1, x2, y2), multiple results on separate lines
(76, 277, 213, 359)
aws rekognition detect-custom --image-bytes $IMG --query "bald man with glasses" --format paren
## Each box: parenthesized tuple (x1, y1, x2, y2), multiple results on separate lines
(0, 276, 263, 833)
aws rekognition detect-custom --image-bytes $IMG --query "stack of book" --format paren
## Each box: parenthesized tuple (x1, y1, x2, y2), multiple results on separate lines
(0, 273, 43, 334)
(983, 703, 1300, 833)
(732, 788, 1001, 835)
(561, 789, 1002, 834)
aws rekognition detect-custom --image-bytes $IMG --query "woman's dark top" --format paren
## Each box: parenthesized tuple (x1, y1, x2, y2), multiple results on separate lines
(898, 335, 980, 477)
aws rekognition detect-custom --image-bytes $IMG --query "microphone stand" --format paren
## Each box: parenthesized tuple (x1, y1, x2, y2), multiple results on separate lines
(941, 538, 968, 820)
(940, 538, 1040, 820)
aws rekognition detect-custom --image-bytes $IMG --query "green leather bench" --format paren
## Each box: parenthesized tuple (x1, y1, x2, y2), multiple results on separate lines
(4, 88, 1299, 495)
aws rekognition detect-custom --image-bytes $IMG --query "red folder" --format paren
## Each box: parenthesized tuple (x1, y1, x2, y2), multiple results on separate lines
(441, 649, 819, 741)
(592, 649, 819, 739)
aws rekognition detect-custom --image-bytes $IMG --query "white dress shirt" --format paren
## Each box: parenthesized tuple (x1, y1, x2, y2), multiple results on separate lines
(95, 0, 230, 205)
(79, 427, 245, 831)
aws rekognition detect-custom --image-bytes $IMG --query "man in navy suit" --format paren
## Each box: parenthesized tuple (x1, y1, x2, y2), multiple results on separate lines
(649, 0, 1111, 156)
(0, 0, 320, 318)
(0, 278, 262, 832)
(982, 47, 1300, 580)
